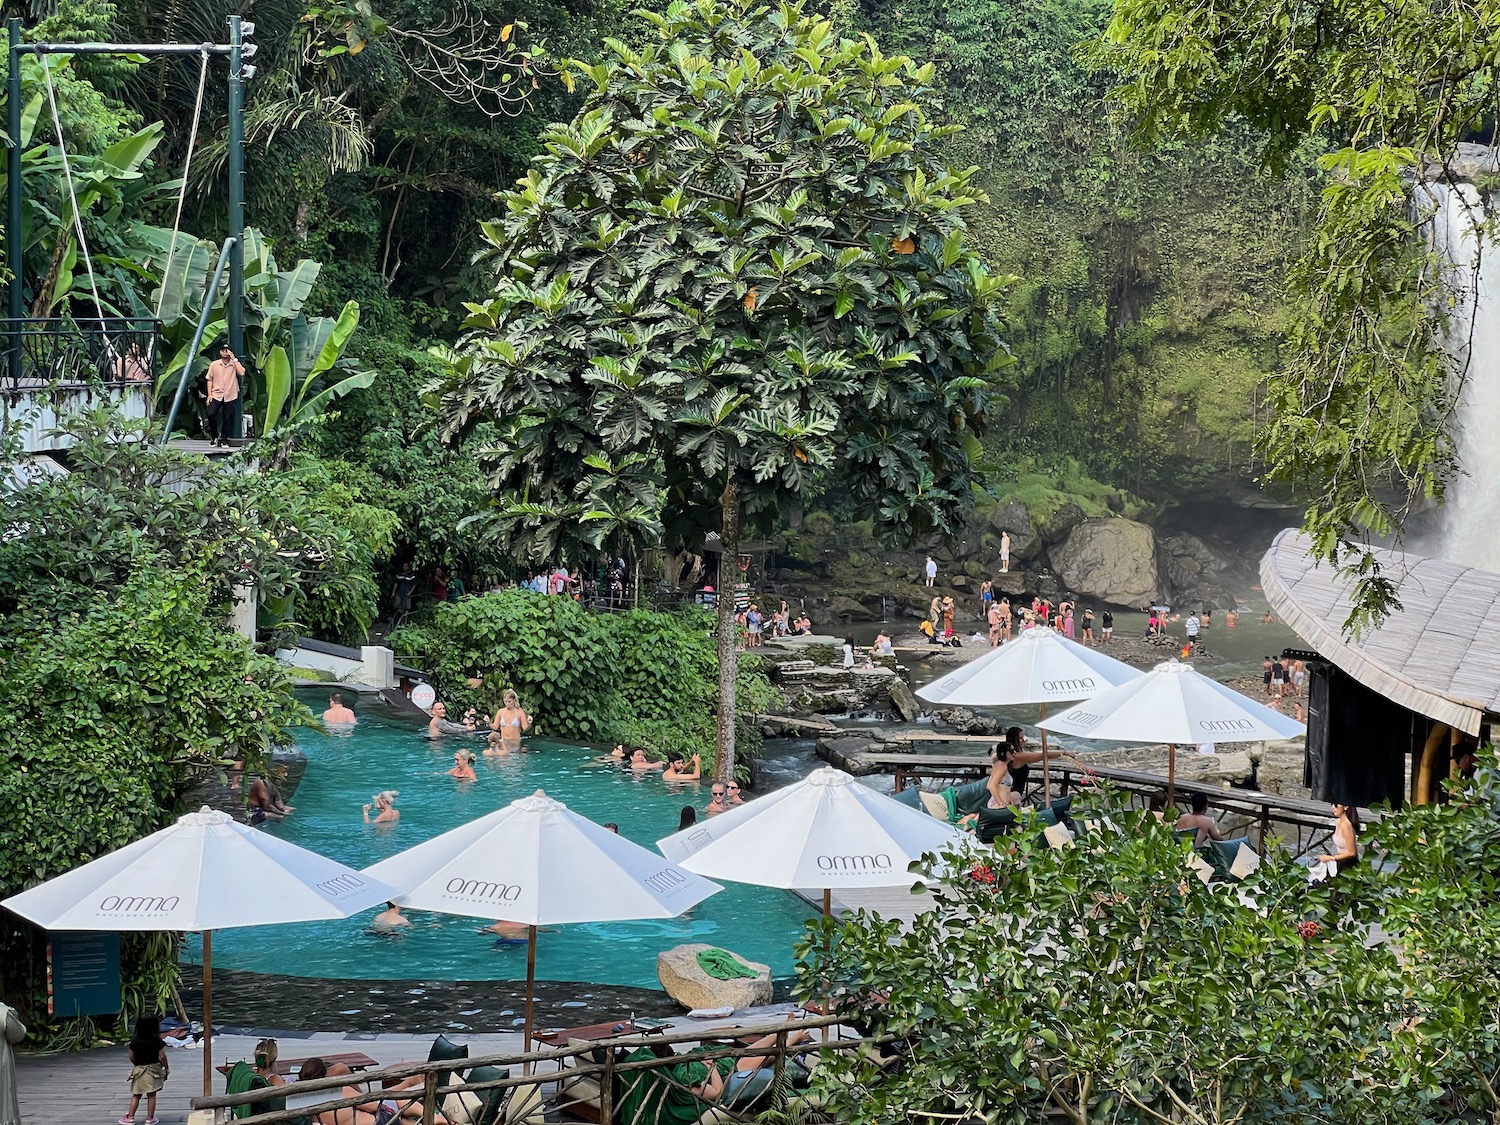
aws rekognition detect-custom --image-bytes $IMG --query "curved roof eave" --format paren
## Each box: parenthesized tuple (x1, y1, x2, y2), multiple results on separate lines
(1259, 529, 1500, 736)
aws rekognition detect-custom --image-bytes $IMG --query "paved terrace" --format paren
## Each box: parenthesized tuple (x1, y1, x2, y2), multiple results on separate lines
(16, 1002, 819, 1125)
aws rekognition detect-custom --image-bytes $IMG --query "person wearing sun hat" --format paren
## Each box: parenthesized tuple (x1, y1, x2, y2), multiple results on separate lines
(941, 595, 956, 637)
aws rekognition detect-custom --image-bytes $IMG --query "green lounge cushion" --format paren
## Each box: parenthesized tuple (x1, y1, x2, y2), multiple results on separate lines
(890, 786, 923, 809)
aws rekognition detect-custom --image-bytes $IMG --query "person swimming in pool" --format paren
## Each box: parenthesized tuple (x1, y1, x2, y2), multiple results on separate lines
(426, 702, 469, 738)
(447, 749, 477, 781)
(489, 690, 532, 749)
(370, 902, 411, 932)
(479, 919, 540, 945)
(363, 790, 400, 824)
(630, 748, 666, 771)
(483, 732, 510, 757)
(663, 752, 701, 780)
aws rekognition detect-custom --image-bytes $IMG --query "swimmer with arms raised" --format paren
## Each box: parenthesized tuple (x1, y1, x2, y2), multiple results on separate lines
(663, 752, 701, 780)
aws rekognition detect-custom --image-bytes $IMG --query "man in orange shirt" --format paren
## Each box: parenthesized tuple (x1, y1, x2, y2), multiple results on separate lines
(204, 343, 244, 447)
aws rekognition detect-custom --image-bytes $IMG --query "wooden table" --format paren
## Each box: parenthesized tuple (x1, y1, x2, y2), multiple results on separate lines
(530, 1019, 671, 1048)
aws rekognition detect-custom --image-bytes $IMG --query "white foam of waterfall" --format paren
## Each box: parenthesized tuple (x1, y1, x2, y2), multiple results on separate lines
(1419, 180, 1500, 570)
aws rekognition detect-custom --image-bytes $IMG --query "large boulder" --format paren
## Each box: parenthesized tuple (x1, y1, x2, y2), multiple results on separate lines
(987, 501, 1040, 559)
(1052, 518, 1161, 607)
(888, 678, 921, 722)
(658, 944, 773, 1010)
(823, 595, 879, 622)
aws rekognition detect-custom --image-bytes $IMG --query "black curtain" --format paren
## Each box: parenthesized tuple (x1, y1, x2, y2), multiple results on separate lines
(1304, 663, 1411, 808)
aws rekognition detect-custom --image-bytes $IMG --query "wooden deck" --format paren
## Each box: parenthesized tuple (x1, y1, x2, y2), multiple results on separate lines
(14, 1031, 527, 1125)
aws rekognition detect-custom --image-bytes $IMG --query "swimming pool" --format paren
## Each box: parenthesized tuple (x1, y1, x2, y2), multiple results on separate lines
(182, 712, 815, 988)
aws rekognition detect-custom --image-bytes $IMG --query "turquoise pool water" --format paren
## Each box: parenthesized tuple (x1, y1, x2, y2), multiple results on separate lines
(183, 712, 815, 988)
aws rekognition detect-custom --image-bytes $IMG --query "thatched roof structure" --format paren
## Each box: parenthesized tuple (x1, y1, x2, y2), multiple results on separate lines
(1260, 529, 1500, 734)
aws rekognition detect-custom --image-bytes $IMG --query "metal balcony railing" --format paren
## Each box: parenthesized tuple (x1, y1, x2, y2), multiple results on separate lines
(0, 316, 160, 391)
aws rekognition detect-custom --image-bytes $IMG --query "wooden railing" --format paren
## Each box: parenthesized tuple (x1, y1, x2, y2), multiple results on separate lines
(190, 1013, 878, 1125)
(868, 753, 1376, 859)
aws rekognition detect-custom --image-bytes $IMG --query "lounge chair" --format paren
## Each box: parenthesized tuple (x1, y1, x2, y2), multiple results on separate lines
(1200, 837, 1255, 882)
(222, 1060, 291, 1122)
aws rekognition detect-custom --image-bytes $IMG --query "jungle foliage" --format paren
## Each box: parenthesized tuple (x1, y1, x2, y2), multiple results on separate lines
(429, 0, 1013, 777)
(835, 0, 1320, 499)
(1088, 0, 1500, 627)
(390, 590, 781, 771)
(801, 764, 1500, 1123)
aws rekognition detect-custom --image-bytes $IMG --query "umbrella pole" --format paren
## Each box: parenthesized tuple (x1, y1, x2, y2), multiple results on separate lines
(821, 889, 832, 1042)
(1040, 703, 1050, 801)
(522, 925, 537, 1077)
(1168, 745, 1176, 808)
(201, 929, 213, 1098)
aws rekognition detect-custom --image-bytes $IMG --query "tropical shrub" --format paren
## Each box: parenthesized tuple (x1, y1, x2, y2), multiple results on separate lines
(391, 591, 780, 772)
(798, 772, 1500, 1125)
(0, 566, 309, 897)
(0, 411, 394, 639)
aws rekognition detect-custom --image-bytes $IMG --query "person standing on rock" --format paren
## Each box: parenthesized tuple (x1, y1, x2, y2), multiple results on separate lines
(929, 595, 943, 631)
(999, 597, 1013, 641)
(979, 578, 993, 617)
(1000, 531, 1011, 573)
(924, 556, 938, 587)
(1081, 608, 1095, 646)
(1100, 608, 1113, 643)
(941, 596, 956, 637)
(987, 601, 1002, 647)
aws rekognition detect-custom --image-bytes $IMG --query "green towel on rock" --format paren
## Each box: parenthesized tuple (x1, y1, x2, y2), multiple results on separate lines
(696, 947, 758, 980)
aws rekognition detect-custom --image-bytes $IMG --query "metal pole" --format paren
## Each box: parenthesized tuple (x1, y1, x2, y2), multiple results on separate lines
(161, 237, 234, 439)
(7, 17, 23, 384)
(226, 15, 245, 438)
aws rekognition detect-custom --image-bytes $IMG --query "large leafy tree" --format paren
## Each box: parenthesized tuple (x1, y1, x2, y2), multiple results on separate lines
(1085, 0, 1500, 629)
(432, 0, 1014, 779)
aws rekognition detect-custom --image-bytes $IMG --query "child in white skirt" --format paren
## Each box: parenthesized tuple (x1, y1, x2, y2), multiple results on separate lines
(120, 1015, 168, 1125)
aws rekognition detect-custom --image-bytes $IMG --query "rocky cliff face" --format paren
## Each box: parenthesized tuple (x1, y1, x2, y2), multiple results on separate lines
(753, 497, 1286, 627)
(1050, 518, 1160, 607)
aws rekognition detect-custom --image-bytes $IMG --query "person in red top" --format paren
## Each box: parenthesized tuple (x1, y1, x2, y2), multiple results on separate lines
(204, 344, 243, 447)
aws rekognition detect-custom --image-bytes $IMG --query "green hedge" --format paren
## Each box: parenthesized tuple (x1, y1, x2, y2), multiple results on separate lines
(392, 592, 780, 771)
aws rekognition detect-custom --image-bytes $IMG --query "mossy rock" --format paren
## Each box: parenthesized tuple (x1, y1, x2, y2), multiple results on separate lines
(804, 643, 840, 666)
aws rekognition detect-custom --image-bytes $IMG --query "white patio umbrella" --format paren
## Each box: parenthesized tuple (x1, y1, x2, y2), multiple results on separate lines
(916, 627, 1142, 793)
(659, 767, 967, 1034)
(1037, 659, 1307, 804)
(0, 807, 396, 1095)
(363, 790, 721, 1065)
(658, 766, 967, 912)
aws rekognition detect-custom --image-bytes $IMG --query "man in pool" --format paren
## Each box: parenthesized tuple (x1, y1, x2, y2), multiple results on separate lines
(663, 752, 701, 780)
(426, 702, 469, 738)
(323, 694, 357, 725)
(247, 775, 293, 823)
(370, 902, 411, 932)
(706, 784, 730, 816)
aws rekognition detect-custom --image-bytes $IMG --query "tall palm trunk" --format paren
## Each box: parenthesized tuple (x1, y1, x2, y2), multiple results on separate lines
(715, 476, 740, 783)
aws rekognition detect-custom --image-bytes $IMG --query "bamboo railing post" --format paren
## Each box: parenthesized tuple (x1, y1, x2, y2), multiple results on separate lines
(421, 1071, 436, 1125)
(600, 1043, 615, 1125)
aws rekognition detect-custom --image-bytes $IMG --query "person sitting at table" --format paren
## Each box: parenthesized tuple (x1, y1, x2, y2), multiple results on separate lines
(690, 1023, 817, 1104)
(253, 1038, 286, 1087)
(305, 1060, 443, 1125)
(1176, 792, 1225, 846)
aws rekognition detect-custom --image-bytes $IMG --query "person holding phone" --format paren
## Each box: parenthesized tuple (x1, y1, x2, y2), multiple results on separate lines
(204, 343, 244, 447)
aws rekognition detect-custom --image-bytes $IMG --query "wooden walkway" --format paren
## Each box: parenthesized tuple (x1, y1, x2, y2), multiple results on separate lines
(13, 1030, 527, 1125)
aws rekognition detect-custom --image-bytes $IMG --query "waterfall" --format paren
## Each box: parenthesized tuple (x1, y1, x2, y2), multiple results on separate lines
(1419, 169, 1500, 570)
